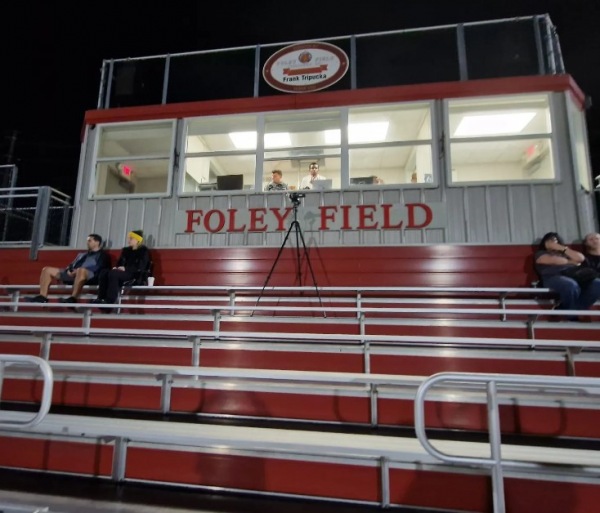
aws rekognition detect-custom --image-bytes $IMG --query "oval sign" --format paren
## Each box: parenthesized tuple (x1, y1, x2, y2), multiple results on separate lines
(263, 42, 349, 94)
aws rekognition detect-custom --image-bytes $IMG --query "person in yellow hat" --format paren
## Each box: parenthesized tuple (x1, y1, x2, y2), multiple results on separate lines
(92, 230, 151, 308)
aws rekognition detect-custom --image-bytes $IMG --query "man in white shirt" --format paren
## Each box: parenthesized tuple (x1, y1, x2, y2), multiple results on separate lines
(300, 162, 326, 190)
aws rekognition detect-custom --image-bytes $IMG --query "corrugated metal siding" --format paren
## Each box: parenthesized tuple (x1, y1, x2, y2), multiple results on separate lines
(71, 183, 594, 249)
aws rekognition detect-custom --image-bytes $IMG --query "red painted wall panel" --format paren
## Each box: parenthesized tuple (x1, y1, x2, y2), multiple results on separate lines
(0, 437, 113, 476)
(2, 245, 540, 289)
(125, 447, 379, 502)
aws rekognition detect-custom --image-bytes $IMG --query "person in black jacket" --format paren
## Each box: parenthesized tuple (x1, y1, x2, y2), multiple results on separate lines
(534, 231, 600, 320)
(92, 230, 151, 306)
(583, 232, 600, 272)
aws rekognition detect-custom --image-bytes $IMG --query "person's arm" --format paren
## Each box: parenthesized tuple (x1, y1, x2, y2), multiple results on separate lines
(116, 249, 126, 268)
(536, 240, 585, 265)
(137, 247, 150, 273)
(102, 251, 111, 270)
(67, 252, 85, 271)
(83, 251, 107, 274)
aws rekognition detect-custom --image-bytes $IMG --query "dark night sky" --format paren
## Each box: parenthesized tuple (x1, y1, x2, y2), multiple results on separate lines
(2, 0, 599, 199)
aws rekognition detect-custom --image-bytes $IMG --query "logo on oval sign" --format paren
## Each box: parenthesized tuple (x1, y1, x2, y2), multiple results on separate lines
(263, 42, 349, 94)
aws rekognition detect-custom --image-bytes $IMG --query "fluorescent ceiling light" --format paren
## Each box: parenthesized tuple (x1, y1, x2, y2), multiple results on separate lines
(265, 132, 291, 148)
(325, 122, 389, 144)
(229, 131, 291, 149)
(454, 112, 536, 137)
(229, 131, 256, 149)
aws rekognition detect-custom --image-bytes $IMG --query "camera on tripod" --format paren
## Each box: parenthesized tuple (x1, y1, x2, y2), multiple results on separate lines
(288, 192, 305, 205)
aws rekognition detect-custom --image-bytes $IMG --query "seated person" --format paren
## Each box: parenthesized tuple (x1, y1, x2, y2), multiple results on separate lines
(92, 230, 151, 306)
(264, 169, 288, 191)
(25, 233, 109, 304)
(534, 231, 600, 320)
(583, 232, 600, 271)
(300, 162, 326, 190)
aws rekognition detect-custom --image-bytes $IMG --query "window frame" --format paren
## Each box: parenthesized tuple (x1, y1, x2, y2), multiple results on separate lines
(90, 119, 176, 199)
(444, 92, 558, 187)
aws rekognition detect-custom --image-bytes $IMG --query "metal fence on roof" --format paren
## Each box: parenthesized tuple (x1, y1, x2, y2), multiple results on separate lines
(99, 14, 564, 109)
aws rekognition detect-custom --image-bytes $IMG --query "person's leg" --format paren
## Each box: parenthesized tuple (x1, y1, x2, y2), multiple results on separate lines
(39, 266, 61, 297)
(95, 269, 110, 300)
(106, 269, 134, 303)
(70, 268, 91, 299)
(576, 278, 600, 311)
(543, 275, 581, 317)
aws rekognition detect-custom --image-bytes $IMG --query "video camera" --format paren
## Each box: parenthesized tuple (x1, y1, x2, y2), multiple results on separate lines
(288, 192, 306, 204)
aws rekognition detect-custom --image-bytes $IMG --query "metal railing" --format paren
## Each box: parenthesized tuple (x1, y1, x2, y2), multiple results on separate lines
(1, 364, 599, 508)
(415, 372, 600, 513)
(0, 186, 72, 259)
(100, 14, 563, 109)
(0, 354, 53, 429)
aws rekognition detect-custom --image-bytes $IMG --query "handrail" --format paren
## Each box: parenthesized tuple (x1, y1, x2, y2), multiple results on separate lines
(1, 284, 555, 294)
(414, 372, 600, 513)
(3, 302, 595, 325)
(0, 302, 568, 316)
(1, 322, 599, 385)
(5, 361, 599, 424)
(0, 354, 53, 429)
(0, 323, 597, 348)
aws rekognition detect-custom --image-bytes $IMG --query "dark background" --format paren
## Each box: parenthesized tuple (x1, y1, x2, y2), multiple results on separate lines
(2, 0, 599, 199)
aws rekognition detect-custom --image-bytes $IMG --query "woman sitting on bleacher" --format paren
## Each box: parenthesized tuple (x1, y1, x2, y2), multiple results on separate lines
(535, 232, 600, 321)
(92, 230, 151, 307)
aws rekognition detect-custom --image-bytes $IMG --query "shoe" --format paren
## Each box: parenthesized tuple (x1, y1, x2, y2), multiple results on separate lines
(59, 296, 79, 312)
(25, 294, 48, 303)
(91, 298, 106, 304)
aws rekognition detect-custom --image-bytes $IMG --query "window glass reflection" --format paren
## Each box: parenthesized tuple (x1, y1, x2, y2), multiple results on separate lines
(350, 146, 433, 185)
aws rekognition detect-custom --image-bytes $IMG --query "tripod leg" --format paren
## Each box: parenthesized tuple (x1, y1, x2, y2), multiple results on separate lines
(253, 221, 297, 313)
(295, 223, 326, 318)
(293, 220, 302, 285)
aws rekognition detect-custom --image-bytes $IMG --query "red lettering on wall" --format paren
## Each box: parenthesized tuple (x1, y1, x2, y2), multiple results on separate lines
(340, 205, 352, 229)
(227, 209, 246, 232)
(270, 207, 293, 231)
(381, 204, 403, 229)
(184, 203, 437, 234)
(406, 203, 433, 228)
(185, 210, 204, 233)
(320, 206, 338, 230)
(249, 208, 268, 232)
(204, 210, 226, 233)
(357, 205, 378, 229)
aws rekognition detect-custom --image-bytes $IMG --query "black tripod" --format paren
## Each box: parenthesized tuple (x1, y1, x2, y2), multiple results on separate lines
(254, 193, 325, 316)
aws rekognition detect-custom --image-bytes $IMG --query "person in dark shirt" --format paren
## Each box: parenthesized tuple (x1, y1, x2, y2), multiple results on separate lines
(92, 230, 151, 306)
(534, 231, 600, 320)
(583, 232, 600, 272)
(264, 169, 288, 191)
(25, 233, 109, 304)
